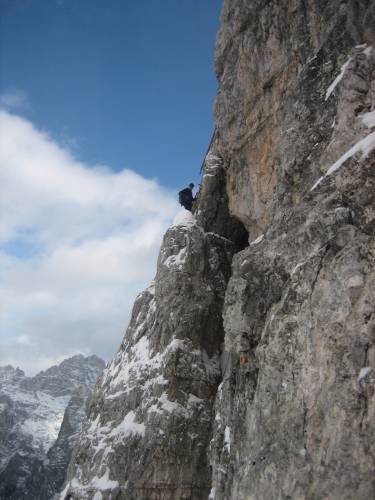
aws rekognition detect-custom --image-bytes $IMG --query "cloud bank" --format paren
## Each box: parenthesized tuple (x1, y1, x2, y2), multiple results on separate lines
(0, 110, 179, 374)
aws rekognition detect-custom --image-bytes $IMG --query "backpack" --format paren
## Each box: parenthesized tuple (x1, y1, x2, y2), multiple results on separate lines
(178, 189, 188, 206)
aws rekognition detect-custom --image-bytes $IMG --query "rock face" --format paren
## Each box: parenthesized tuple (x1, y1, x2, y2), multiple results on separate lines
(209, 1, 375, 498)
(0, 355, 104, 500)
(63, 1, 375, 499)
(61, 211, 237, 499)
(214, 0, 375, 242)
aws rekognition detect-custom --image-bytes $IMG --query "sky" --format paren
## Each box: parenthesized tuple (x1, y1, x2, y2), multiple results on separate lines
(0, 0, 222, 374)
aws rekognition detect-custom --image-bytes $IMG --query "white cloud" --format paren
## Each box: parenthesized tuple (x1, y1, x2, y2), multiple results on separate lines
(0, 90, 29, 111)
(15, 335, 31, 345)
(0, 110, 179, 374)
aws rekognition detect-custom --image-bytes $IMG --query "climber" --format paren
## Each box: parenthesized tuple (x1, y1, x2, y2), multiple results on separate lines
(178, 183, 195, 211)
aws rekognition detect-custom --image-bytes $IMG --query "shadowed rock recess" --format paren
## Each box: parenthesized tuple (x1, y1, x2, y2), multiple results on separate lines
(62, 1, 375, 499)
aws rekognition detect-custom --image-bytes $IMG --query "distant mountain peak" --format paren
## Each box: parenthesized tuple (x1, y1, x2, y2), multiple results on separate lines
(0, 354, 104, 500)
(0, 364, 25, 382)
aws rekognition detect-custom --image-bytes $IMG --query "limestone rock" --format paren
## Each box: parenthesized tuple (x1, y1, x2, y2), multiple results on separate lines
(195, 150, 248, 247)
(215, 0, 375, 240)
(209, 1, 375, 498)
(61, 211, 237, 499)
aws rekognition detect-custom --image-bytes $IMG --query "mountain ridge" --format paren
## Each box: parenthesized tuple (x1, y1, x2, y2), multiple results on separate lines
(0, 354, 104, 500)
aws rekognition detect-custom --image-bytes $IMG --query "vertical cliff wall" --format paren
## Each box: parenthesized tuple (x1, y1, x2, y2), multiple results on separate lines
(209, 1, 375, 498)
(62, 1, 375, 498)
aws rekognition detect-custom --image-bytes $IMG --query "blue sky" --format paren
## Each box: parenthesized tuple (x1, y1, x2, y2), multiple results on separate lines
(0, 0, 223, 374)
(0, 0, 221, 188)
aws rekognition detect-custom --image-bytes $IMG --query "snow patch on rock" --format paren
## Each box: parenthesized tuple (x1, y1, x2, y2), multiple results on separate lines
(91, 468, 119, 491)
(250, 234, 264, 246)
(209, 487, 217, 499)
(361, 110, 375, 128)
(109, 411, 145, 438)
(224, 426, 231, 452)
(358, 366, 372, 382)
(311, 132, 375, 190)
(325, 57, 351, 101)
(163, 247, 187, 269)
(172, 209, 196, 227)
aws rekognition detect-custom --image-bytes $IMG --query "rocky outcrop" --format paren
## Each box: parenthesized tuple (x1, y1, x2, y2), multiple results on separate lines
(61, 208, 238, 499)
(195, 151, 248, 247)
(63, 0, 374, 498)
(0, 355, 104, 500)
